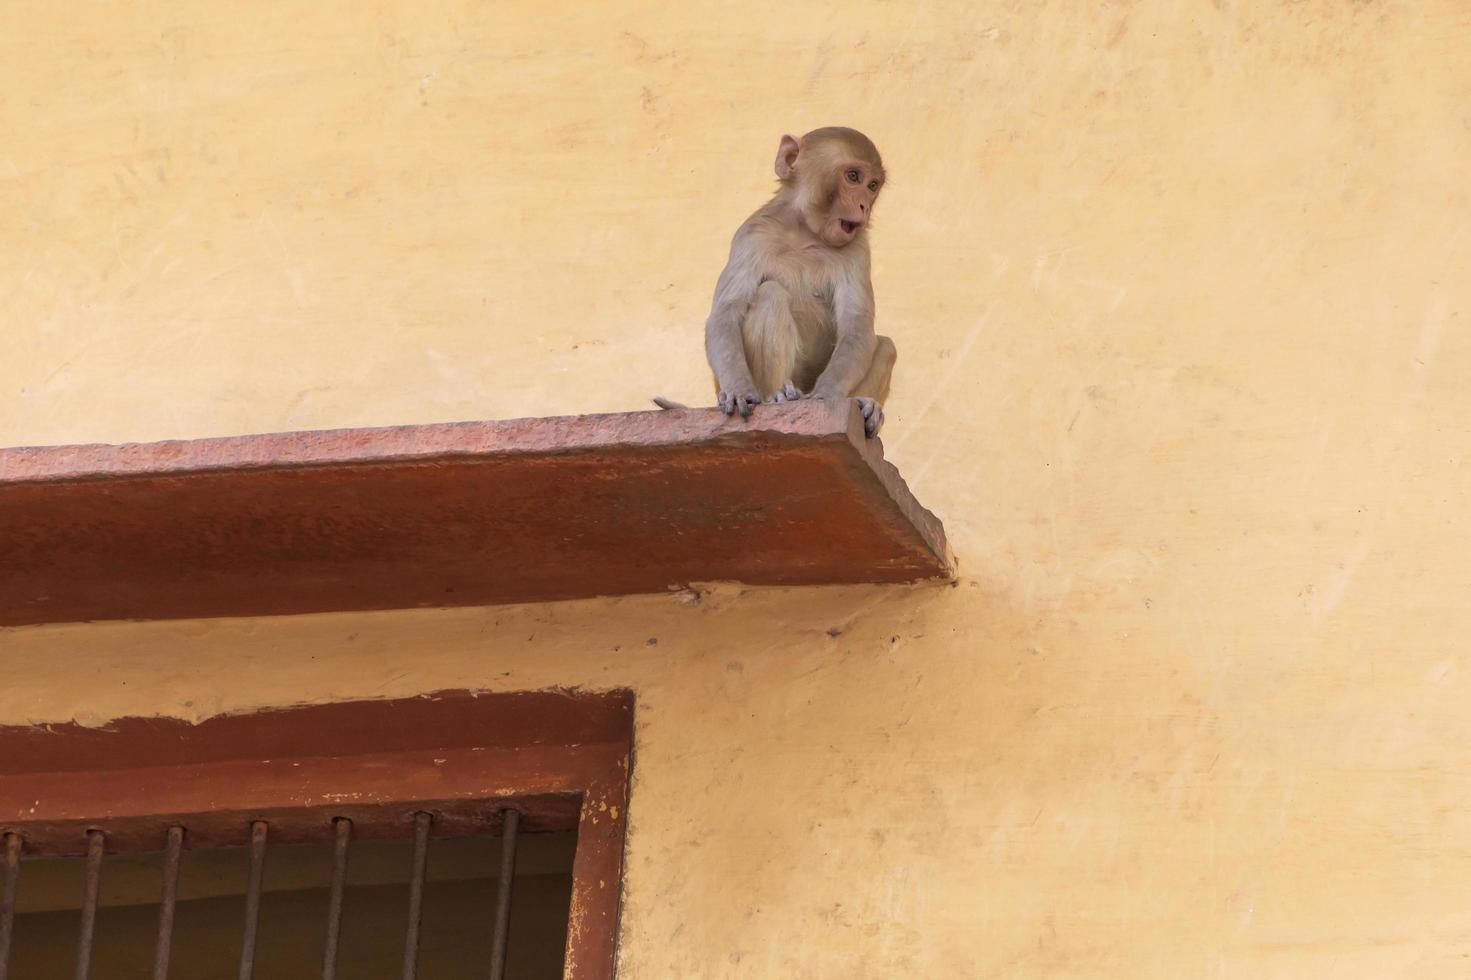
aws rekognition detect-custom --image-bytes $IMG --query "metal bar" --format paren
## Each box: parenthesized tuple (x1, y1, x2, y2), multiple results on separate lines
(487, 809, 520, 980)
(151, 826, 185, 980)
(238, 821, 268, 980)
(321, 818, 352, 980)
(74, 829, 104, 980)
(0, 832, 20, 980)
(399, 812, 432, 980)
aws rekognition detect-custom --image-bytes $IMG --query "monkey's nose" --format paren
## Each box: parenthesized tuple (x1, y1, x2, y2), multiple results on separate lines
(859, 203, 867, 213)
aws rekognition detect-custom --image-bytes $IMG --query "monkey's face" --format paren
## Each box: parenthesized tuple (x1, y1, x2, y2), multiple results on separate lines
(812, 159, 882, 248)
(775, 129, 886, 249)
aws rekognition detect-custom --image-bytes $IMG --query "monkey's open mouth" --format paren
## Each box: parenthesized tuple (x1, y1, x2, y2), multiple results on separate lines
(839, 220, 860, 234)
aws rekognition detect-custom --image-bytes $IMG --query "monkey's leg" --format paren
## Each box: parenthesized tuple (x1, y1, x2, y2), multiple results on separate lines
(741, 280, 803, 400)
(852, 335, 896, 402)
(850, 335, 896, 436)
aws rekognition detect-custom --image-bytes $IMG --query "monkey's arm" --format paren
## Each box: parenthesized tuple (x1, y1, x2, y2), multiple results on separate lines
(704, 239, 763, 417)
(809, 266, 878, 402)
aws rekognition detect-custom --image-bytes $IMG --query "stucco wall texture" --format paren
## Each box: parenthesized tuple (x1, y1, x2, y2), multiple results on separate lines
(3, 2, 1470, 976)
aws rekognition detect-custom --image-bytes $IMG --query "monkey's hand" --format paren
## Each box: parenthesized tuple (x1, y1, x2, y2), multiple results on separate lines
(718, 388, 761, 418)
(856, 397, 884, 438)
(766, 380, 803, 404)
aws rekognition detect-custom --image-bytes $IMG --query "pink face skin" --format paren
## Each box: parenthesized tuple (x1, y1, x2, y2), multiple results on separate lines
(775, 132, 886, 248)
(816, 159, 883, 247)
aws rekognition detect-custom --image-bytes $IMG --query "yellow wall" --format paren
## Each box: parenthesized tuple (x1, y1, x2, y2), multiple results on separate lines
(4, 1, 1471, 975)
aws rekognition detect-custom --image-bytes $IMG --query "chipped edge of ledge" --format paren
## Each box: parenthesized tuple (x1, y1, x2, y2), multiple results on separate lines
(1, 400, 865, 484)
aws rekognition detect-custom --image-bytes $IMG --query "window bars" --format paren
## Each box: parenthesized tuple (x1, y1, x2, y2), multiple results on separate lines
(0, 808, 522, 980)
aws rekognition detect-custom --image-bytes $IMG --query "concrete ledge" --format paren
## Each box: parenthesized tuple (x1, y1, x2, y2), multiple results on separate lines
(0, 401, 953, 626)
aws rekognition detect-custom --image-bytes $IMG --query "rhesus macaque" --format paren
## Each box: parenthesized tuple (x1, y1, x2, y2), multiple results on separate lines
(657, 127, 896, 437)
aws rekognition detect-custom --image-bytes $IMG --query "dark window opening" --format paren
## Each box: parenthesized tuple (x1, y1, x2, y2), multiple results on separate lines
(3, 817, 574, 979)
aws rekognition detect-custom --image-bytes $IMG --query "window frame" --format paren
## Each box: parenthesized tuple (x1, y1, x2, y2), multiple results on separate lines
(0, 689, 633, 979)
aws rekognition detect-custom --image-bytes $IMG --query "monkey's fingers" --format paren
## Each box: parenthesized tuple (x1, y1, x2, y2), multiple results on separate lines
(856, 397, 884, 438)
(767, 380, 803, 403)
(718, 390, 760, 417)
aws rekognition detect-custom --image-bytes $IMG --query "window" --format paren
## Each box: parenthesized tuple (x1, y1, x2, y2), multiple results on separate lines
(0, 690, 632, 979)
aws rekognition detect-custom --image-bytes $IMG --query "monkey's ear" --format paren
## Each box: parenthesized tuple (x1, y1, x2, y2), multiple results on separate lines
(774, 135, 801, 179)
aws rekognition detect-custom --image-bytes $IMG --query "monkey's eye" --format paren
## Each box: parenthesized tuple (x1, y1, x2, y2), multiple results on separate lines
(868, 180, 879, 191)
(845, 169, 860, 183)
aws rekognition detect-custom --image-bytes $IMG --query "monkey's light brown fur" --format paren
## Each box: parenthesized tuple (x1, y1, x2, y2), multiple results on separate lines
(665, 128, 896, 437)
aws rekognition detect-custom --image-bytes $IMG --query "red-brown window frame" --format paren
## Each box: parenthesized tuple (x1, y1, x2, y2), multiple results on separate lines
(0, 688, 633, 979)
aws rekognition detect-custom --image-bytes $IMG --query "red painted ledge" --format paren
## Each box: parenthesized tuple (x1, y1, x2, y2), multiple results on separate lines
(0, 401, 953, 626)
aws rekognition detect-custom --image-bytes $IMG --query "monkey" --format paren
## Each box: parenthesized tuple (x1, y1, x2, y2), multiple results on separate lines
(655, 127, 896, 437)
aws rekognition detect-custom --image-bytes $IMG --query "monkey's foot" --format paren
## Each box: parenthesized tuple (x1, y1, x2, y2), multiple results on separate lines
(718, 388, 761, 418)
(767, 380, 803, 404)
(856, 397, 884, 438)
